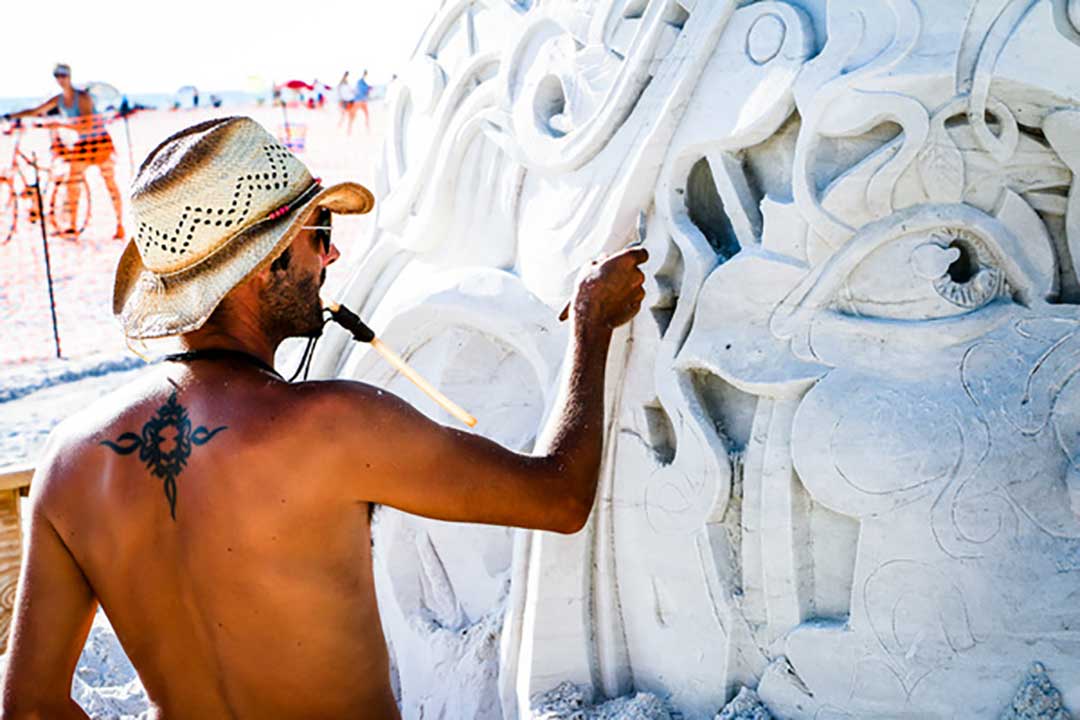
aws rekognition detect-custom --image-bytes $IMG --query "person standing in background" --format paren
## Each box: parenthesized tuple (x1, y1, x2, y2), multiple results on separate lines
(1, 63, 125, 240)
(337, 71, 357, 134)
(355, 69, 371, 133)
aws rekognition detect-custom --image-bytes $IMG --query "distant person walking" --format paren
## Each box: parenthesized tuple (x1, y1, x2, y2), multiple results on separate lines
(355, 70, 371, 133)
(2, 63, 125, 239)
(336, 71, 357, 135)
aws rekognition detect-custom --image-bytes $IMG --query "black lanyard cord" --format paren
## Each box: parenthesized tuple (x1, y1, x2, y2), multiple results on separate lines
(162, 348, 283, 380)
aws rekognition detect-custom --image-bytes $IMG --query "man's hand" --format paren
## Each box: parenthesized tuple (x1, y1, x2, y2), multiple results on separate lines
(571, 247, 649, 329)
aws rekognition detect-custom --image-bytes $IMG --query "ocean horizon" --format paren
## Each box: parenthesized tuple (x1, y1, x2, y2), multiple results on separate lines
(2, 89, 283, 115)
(1, 82, 387, 116)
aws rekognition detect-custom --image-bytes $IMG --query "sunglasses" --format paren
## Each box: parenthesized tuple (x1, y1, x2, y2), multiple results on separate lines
(301, 209, 333, 254)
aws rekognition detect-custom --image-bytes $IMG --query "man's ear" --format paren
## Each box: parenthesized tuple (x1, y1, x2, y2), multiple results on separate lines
(264, 246, 293, 278)
(249, 264, 272, 285)
(239, 265, 272, 298)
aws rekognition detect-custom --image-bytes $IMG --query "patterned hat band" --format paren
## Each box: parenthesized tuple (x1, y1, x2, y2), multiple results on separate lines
(157, 179, 323, 280)
(266, 178, 322, 220)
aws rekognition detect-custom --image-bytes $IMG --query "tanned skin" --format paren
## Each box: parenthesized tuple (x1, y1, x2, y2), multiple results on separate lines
(0, 205, 648, 720)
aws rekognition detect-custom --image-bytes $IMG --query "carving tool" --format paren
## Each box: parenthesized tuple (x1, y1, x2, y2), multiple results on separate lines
(323, 299, 479, 428)
(558, 210, 649, 322)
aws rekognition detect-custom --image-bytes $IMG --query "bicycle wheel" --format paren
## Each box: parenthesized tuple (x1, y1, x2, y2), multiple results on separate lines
(0, 178, 15, 244)
(47, 173, 91, 237)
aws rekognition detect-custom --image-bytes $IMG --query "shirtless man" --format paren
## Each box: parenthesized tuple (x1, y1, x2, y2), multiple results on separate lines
(0, 117, 646, 719)
(2, 63, 126, 239)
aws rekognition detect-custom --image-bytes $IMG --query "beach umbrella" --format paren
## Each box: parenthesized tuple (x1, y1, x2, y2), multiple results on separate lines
(84, 81, 135, 172)
(276, 80, 322, 107)
(176, 86, 200, 108)
(84, 81, 121, 111)
(274, 80, 322, 146)
(278, 79, 315, 92)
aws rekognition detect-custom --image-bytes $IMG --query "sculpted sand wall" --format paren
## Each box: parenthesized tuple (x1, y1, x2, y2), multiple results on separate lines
(312, 1, 1080, 717)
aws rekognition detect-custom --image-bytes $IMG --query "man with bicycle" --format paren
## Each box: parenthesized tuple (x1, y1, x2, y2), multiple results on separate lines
(2, 63, 125, 240)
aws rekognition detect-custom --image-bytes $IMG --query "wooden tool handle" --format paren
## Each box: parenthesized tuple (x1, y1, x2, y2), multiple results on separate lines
(324, 299, 479, 428)
(370, 339, 478, 428)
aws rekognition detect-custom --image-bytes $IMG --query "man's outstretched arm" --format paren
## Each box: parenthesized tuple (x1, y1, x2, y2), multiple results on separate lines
(316, 246, 648, 533)
(1, 436, 95, 720)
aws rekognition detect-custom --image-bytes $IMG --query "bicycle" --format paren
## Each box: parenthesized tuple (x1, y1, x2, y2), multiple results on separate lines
(0, 117, 96, 243)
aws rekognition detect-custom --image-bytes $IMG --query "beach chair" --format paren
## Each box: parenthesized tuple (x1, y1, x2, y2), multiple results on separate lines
(277, 122, 308, 153)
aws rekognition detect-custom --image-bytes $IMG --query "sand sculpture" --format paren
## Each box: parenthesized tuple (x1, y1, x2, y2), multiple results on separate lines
(309, 0, 1080, 717)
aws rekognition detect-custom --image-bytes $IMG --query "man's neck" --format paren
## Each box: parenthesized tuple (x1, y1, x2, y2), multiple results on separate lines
(180, 322, 279, 370)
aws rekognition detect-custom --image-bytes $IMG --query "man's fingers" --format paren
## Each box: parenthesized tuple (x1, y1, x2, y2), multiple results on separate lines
(597, 255, 647, 285)
(615, 246, 649, 266)
(598, 245, 648, 268)
(560, 243, 649, 324)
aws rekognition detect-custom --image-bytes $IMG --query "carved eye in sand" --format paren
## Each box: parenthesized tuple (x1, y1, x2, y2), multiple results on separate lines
(911, 230, 1008, 309)
(770, 204, 1055, 360)
(834, 226, 1010, 320)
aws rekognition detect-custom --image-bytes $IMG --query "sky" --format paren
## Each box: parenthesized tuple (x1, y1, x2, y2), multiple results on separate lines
(0, 0, 443, 98)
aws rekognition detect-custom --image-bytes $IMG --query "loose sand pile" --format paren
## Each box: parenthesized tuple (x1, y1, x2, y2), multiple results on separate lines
(533, 682, 673, 720)
(72, 612, 148, 719)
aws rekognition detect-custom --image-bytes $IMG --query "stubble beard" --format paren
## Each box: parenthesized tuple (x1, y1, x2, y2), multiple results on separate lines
(263, 268, 326, 342)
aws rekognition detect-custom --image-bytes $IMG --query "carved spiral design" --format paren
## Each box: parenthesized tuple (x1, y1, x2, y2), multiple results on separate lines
(0, 614, 10, 653)
(0, 572, 17, 653)
(0, 573, 17, 611)
(747, 13, 786, 65)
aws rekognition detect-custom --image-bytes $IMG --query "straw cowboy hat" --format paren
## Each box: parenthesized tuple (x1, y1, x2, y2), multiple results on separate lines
(113, 116, 373, 339)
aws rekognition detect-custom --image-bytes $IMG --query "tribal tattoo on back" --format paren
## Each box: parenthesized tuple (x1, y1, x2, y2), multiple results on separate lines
(101, 391, 227, 519)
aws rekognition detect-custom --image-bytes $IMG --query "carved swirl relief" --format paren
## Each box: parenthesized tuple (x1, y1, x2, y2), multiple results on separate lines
(671, 0, 1080, 716)
(0, 490, 21, 654)
(326, 0, 1080, 718)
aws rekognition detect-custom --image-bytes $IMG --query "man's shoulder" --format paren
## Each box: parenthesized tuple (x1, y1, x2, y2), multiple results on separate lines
(285, 377, 402, 418)
(33, 370, 159, 491)
(277, 378, 433, 453)
(31, 408, 109, 512)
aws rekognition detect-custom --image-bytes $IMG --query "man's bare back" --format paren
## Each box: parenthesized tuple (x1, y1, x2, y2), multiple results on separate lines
(30, 360, 399, 718)
(0, 116, 647, 719)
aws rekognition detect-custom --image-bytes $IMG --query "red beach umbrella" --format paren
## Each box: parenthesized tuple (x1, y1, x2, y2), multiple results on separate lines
(277, 80, 315, 92)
